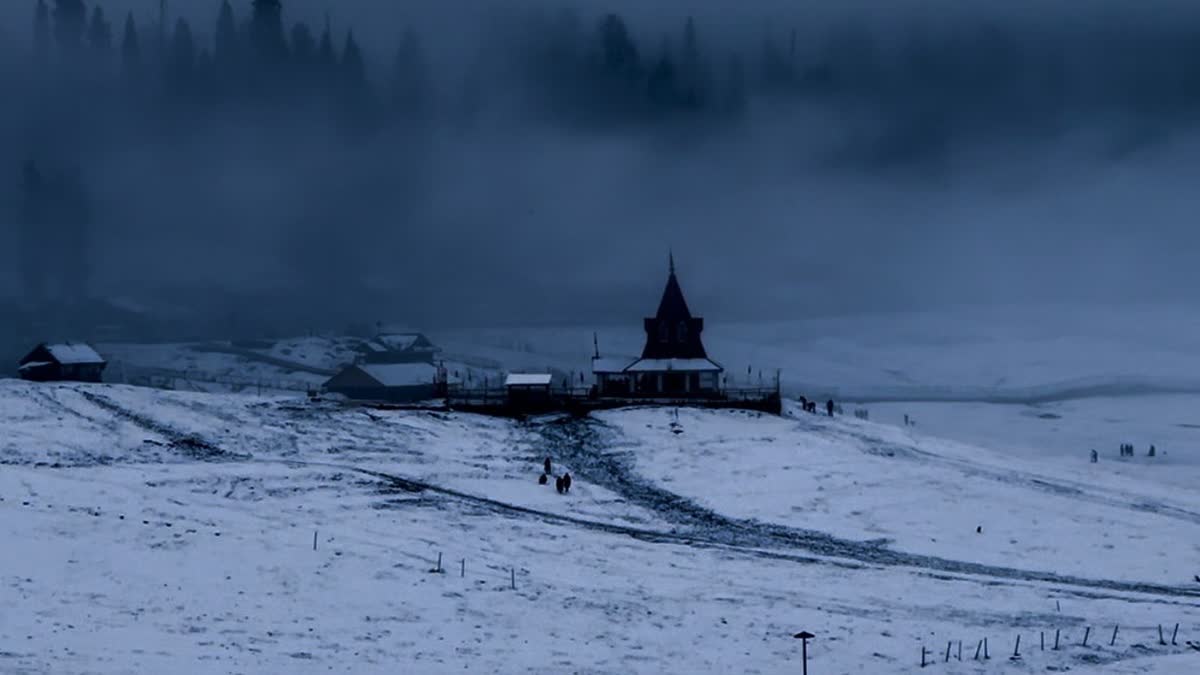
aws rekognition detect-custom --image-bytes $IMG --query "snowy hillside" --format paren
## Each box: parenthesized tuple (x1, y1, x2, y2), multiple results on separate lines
(1, 380, 1198, 673)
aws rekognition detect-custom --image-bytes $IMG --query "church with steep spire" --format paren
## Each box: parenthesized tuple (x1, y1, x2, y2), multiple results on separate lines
(593, 255, 724, 397)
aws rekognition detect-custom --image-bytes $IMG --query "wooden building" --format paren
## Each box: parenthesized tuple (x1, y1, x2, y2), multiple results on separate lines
(593, 256, 724, 397)
(18, 342, 107, 383)
(504, 373, 553, 405)
(323, 362, 448, 403)
(358, 333, 440, 364)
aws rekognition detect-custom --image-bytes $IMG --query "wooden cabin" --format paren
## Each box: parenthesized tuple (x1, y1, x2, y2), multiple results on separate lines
(18, 342, 107, 383)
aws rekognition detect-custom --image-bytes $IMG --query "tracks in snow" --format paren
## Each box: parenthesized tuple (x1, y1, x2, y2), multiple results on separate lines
(534, 416, 1200, 602)
(73, 390, 1200, 603)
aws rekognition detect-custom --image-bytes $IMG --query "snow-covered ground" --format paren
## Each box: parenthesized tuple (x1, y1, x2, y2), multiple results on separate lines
(2, 379, 1198, 673)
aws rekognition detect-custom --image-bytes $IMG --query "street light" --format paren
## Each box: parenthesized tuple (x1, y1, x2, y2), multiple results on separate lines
(793, 631, 815, 675)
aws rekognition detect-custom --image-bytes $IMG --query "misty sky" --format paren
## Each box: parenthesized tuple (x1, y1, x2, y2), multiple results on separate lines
(4, 0, 1200, 332)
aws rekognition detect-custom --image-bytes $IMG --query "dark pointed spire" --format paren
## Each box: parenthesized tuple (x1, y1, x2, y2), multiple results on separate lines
(669, 250, 675, 275)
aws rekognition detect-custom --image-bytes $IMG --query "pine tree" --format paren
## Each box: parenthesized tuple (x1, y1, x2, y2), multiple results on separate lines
(87, 7, 113, 55)
(341, 30, 366, 90)
(599, 14, 639, 79)
(120, 12, 140, 81)
(250, 0, 288, 68)
(168, 18, 196, 89)
(214, 0, 238, 72)
(52, 0, 88, 56)
(679, 16, 707, 109)
(291, 22, 316, 68)
(34, 0, 51, 64)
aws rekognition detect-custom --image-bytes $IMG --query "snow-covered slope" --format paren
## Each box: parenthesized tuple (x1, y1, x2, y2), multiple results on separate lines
(1, 380, 1198, 674)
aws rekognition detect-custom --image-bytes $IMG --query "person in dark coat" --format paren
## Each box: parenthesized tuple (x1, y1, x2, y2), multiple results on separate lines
(555, 476, 564, 494)
(544, 457, 552, 474)
(562, 472, 572, 493)
(826, 399, 835, 417)
(538, 473, 548, 485)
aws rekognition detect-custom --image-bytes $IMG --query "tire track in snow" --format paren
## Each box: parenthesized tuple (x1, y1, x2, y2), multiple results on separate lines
(77, 390, 250, 462)
(535, 417, 1200, 601)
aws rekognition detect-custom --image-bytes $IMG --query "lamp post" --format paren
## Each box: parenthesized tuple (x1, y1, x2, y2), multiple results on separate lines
(793, 631, 815, 675)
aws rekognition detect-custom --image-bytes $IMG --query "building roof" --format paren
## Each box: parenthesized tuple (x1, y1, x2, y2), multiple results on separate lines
(357, 363, 440, 387)
(364, 333, 437, 353)
(505, 373, 553, 387)
(23, 342, 106, 366)
(624, 358, 723, 373)
(654, 255, 693, 320)
(17, 361, 53, 371)
(592, 356, 635, 374)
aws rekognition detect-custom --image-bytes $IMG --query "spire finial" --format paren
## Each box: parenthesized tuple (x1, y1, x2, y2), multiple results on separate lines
(669, 250, 675, 275)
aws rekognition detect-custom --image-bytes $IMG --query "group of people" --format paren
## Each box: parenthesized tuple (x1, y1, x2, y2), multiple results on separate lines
(1093, 444, 1157, 462)
(538, 457, 573, 494)
(1118, 443, 1155, 458)
(798, 396, 836, 417)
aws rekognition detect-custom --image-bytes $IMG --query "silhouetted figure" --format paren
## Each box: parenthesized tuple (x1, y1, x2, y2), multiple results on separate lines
(1090, 449, 1098, 463)
(976, 526, 982, 534)
(1149, 445, 1156, 457)
(555, 476, 564, 494)
(538, 473, 548, 485)
(562, 472, 572, 493)
(544, 457, 552, 475)
(826, 399, 835, 417)
(799, 395, 808, 409)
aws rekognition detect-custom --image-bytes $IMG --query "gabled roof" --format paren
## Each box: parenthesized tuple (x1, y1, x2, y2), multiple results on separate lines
(20, 342, 105, 366)
(365, 333, 438, 353)
(324, 362, 440, 389)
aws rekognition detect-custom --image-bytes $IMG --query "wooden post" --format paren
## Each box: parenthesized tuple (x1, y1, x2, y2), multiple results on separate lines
(974, 640, 982, 660)
(957, 640, 962, 661)
(984, 637, 989, 660)
(1041, 631, 1045, 651)
(1082, 626, 1090, 647)
(920, 646, 928, 668)
(1110, 625, 1118, 646)
(1172, 623, 1179, 645)
(460, 558, 465, 578)
(1159, 625, 1166, 645)
(313, 530, 317, 551)
(510, 567, 516, 590)
(945, 641, 952, 662)
(436, 552, 442, 573)
(1013, 634, 1021, 658)
(1054, 629, 1060, 650)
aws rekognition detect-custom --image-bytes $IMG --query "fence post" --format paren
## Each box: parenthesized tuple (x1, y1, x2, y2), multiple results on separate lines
(1110, 625, 1118, 646)
(1159, 625, 1165, 646)
(1013, 634, 1021, 658)
(945, 641, 952, 662)
(920, 646, 928, 668)
(984, 637, 989, 659)
(1082, 627, 1090, 647)
(511, 567, 516, 590)
(461, 558, 465, 578)
(1172, 623, 1179, 645)
(1054, 628, 1060, 650)
(957, 640, 962, 661)
(313, 530, 317, 551)
(1041, 631, 1045, 651)
(974, 639, 982, 660)
(436, 552, 442, 573)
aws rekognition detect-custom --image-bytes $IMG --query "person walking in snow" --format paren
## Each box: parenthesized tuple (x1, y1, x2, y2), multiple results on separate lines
(538, 473, 548, 485)
(544, 457, 552, 475)
(1149, 445, 1156, 457)
(826, 399, 835, 417)
(562, 472, 572, 493)
(555, 476, 564, 494)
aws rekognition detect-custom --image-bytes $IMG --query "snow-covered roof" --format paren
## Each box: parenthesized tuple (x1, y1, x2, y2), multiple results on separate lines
(592, 357, 635, 374)
(18, 361, 52, 371)
(358, 363, 439, 387)
(44, 343, 105, 365)
(505, 373, 553, 387)
(624, 358, 723, 373)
